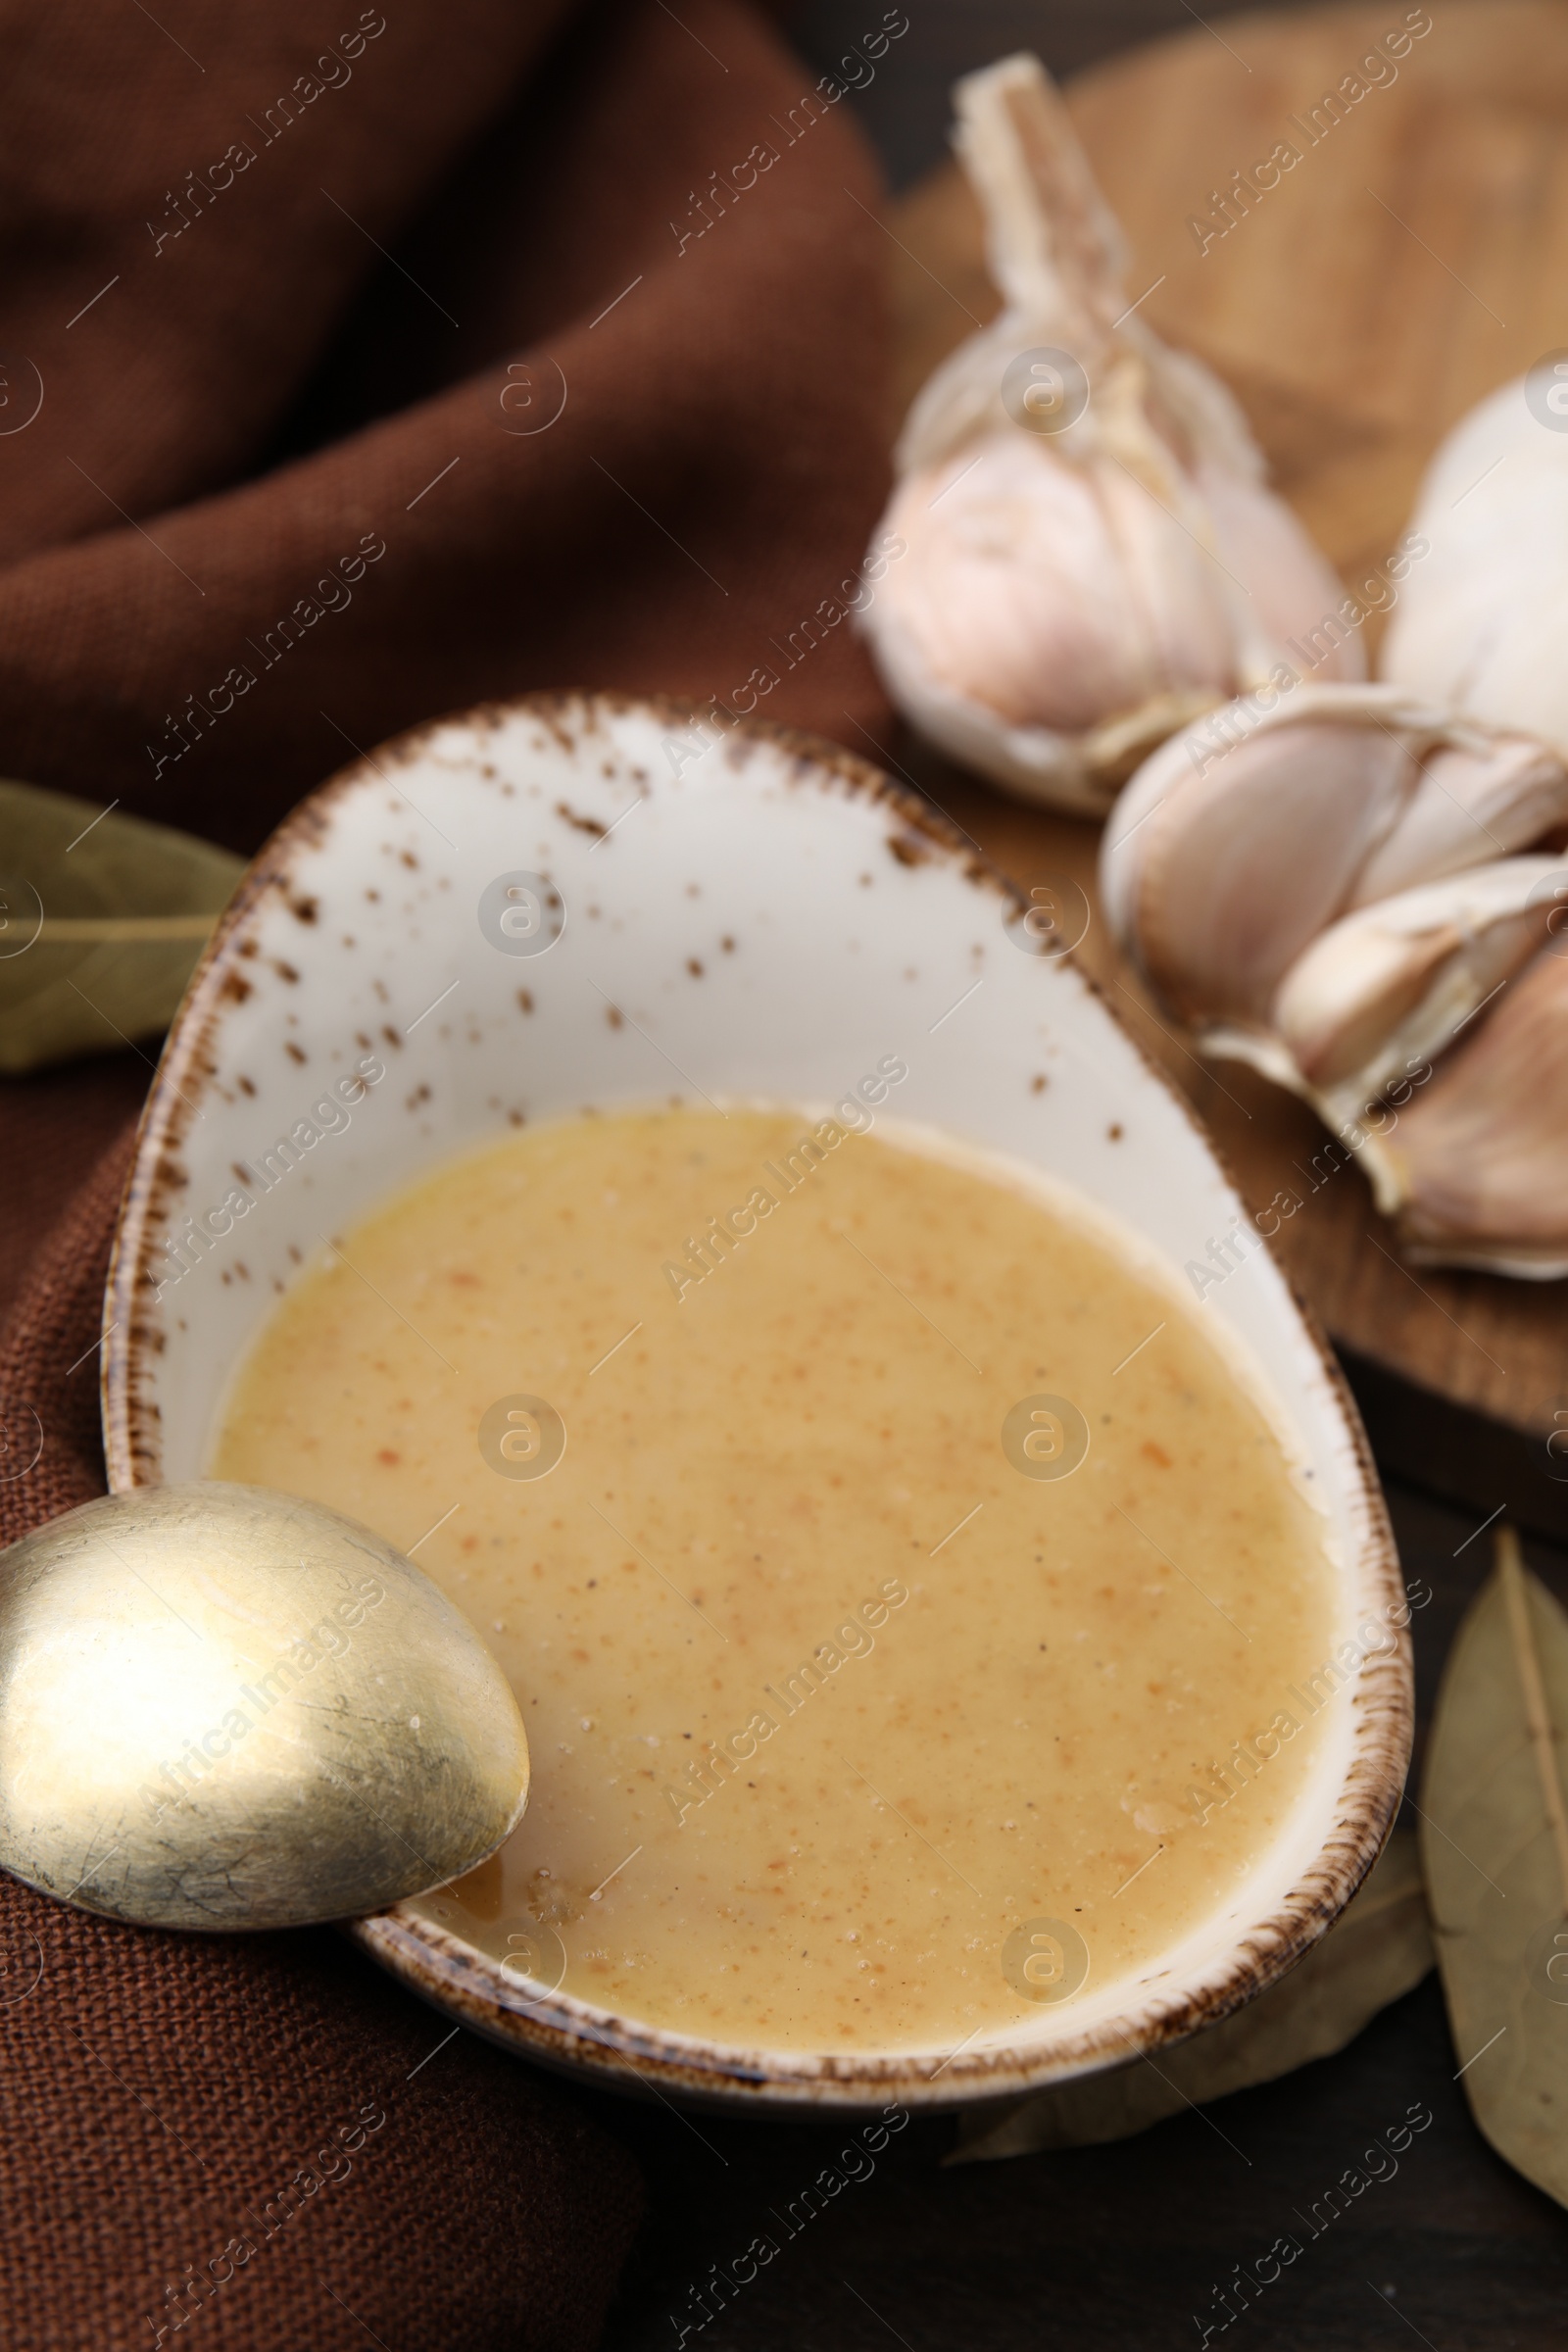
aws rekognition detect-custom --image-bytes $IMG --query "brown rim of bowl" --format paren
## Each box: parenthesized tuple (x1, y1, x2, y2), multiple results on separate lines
(102, 690, 1412, 2111)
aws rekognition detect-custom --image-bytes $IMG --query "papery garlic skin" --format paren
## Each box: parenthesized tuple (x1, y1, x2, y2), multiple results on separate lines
(1381, 376, 1568, 758)
(1272, 856, 1568, 1131)
(880, 438, 1239, 732)
(1103, 679, 1568, 1276)
(860, 53, 1358, 813)
(1102, 685, 1433, 1029)
(1376, 945, 1568, 1277)
(1133, 719, 1411, 1028)
(876, 432, 1360, 764)
(1349, 735, 1568, 905)
(1196, 460, 1370, 670)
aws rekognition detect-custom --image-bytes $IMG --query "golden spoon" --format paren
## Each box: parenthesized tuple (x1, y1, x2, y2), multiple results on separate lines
(0, 1482, 529, 1932)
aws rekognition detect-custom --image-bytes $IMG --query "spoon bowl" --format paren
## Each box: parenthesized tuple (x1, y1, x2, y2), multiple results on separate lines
(0, 1483, 530, 1931)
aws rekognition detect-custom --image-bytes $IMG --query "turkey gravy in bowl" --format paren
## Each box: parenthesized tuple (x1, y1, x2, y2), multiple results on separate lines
(211, 1102, 1340, 2055)
(106, 694, 1409, 2108)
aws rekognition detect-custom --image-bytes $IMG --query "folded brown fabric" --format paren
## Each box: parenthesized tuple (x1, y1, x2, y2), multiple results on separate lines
(0, 0, 893, 851)
(0, 1133, 645, 2351)
(0, 1054, 151, 1317)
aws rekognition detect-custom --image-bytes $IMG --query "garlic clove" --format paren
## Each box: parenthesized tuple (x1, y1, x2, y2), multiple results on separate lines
(1102, 690, 1422, 1029)
(1372, 942, 1568, 1275)
(1380, 374, 1568, 759)
(1103, 684, 1568, 1032)
(860, 53, 1359, 811)
(1271, 856, 1568, 1121)
(1348, 732, 1568, 906)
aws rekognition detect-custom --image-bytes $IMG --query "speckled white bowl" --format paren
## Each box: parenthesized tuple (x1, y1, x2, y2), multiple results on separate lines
(103, 694, 1409, 2112)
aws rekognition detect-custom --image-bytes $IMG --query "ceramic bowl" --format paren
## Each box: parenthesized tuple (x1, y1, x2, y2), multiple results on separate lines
(103, 693, 1409, 2112)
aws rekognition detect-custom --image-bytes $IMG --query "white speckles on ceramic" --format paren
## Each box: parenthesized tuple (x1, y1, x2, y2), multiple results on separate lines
(103, 693, 1408, 2112)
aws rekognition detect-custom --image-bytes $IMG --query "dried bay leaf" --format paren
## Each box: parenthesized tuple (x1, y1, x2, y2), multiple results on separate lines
(1420, 1527, 1568, 2207)
(951, 1827, 1431, 2163)
(0, 780, 243, 1074)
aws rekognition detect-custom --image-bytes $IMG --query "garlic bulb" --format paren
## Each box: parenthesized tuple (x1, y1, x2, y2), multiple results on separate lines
(1381, 371, 1568, 757)
(859, 52, 1361, 814)
(1102, 682, 1568, 1042)
(1375, 944, 1568, 1278)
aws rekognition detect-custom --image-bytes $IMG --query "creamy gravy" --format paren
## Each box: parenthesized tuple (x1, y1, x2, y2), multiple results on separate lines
(211, 1106, 1340, 2051)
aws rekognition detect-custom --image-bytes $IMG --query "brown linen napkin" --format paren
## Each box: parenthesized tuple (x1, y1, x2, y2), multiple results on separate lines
(0, 0, 893, 851)
(0, 1133, 645, 2351)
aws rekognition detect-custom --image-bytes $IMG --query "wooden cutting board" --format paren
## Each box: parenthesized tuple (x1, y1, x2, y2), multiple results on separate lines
(883, 0, 1568, 1450)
